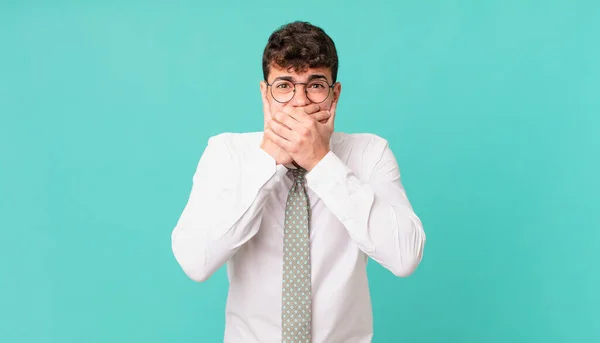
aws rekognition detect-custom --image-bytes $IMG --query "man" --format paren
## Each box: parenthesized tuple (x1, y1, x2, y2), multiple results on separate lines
(171, 21, 426, 343)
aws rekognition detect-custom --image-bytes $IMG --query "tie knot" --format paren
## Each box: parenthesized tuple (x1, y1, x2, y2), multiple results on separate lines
(291, 167, 307, 182)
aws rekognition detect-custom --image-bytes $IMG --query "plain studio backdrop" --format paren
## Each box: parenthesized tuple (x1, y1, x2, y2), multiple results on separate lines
(1, 1, 598, 342)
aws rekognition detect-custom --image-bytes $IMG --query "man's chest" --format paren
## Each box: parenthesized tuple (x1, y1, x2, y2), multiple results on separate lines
(251, 182, 357, 260)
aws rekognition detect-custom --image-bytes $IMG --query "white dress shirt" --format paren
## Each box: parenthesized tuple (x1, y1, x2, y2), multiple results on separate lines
(171, 131, 426, 343)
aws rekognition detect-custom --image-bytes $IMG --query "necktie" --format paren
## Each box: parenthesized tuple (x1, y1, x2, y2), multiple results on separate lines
(282, 167, 312, 343)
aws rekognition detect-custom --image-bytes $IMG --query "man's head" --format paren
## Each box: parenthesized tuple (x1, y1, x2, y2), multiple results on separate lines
(260, 21, 341, 120)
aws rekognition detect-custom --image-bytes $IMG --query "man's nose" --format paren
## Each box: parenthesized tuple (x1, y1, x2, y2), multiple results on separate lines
(291, 85, 311, 106)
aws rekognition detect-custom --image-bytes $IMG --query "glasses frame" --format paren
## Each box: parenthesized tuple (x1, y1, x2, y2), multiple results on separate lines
(266, 79, 335, 104)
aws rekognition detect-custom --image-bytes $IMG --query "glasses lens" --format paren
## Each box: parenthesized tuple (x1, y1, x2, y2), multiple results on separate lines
(271, 80, 295, 103)
(306, 80, 330, 103)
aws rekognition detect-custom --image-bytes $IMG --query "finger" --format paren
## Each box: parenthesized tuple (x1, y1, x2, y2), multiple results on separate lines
(325, 101, 338, 129)
(273, 111, 300, 130)
(283, 106, 311, 122)
(311, 110, 331, 123)
(269, 118, 294, 141)
(262, 93, 271, 116)
(301, 103, 321, 115)
(265, 126, 294, 151)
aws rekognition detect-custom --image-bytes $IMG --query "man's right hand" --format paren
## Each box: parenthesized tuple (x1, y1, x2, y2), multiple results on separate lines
(261, 98, 331, 165)
(260, 132, 293, 165)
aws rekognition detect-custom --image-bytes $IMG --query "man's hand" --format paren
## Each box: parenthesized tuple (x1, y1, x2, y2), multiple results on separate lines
(265, 103, 336, 171)
(260, 91, 293, 165)
(261, 94, 331, 165)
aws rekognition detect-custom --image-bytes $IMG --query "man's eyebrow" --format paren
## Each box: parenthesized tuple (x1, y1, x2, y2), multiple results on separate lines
(273, 76, 295, 82)
(272, 74, 329, 82)
(307, 74, 327, 81)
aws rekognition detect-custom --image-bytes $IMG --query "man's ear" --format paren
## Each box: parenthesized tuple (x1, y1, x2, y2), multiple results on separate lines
(260, 80, 272, 129)
(333, 82, 342, 102)
(260, 80, 268, 98)
(331, 82, 342, 115)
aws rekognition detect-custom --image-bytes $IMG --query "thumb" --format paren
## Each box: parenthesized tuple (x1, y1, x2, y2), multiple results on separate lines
(261, 88, 272, 129)
(325, 101, 338, 130)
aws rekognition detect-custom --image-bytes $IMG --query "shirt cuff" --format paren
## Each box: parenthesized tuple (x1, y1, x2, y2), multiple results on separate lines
(248, 145, 289, 190)
(305, 151, 376, 253)
(211, 146, 287, 241)
(306, 151, 354, 199)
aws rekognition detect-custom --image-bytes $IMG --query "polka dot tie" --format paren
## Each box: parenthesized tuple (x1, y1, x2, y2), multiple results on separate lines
(282, 167, 312, 343)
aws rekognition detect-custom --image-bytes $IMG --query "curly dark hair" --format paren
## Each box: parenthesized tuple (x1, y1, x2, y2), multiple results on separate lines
(262, 21, 339, 83)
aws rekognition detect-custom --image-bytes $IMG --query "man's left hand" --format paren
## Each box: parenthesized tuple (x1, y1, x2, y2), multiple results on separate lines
(265, 104, 336, 171)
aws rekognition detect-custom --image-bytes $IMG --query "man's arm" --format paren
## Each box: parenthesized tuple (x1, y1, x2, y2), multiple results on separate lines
(171, 134, 287, 282)
(305, 136, 426, 277)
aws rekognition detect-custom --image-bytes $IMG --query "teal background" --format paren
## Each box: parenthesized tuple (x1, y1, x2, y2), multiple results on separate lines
(1, 1, 599, 342)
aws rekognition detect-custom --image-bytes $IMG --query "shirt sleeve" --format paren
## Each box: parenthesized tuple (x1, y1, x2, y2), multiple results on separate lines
(305, 138, 426, 277)
(171, 134, 288, 282)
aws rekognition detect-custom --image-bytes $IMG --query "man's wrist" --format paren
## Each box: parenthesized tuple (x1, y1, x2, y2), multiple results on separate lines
(305, 148, 330, 171)
(305, 150, 348, 195)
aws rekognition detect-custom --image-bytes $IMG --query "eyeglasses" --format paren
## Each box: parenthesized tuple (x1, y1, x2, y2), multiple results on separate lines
(266, 79, 334, 104)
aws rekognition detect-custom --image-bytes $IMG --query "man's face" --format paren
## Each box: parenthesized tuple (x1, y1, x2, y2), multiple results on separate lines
(260, 65, 342, 122)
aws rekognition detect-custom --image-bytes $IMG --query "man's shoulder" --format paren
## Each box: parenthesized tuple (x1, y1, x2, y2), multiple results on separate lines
(204, 131, 389, 153)
(205, 131, 263, 150)
(332, 132, 389, 151)
(334, 131, 387, 142)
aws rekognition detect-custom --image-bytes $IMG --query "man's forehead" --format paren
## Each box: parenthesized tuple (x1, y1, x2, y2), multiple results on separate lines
(268, 65, 332, 81)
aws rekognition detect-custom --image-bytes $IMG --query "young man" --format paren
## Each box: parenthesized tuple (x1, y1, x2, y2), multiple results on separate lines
(171, 21, 426, 343)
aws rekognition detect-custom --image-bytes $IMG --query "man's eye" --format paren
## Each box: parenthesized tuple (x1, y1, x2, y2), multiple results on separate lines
(309, 83, 325, 89)
(276, 83, 290, 88)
